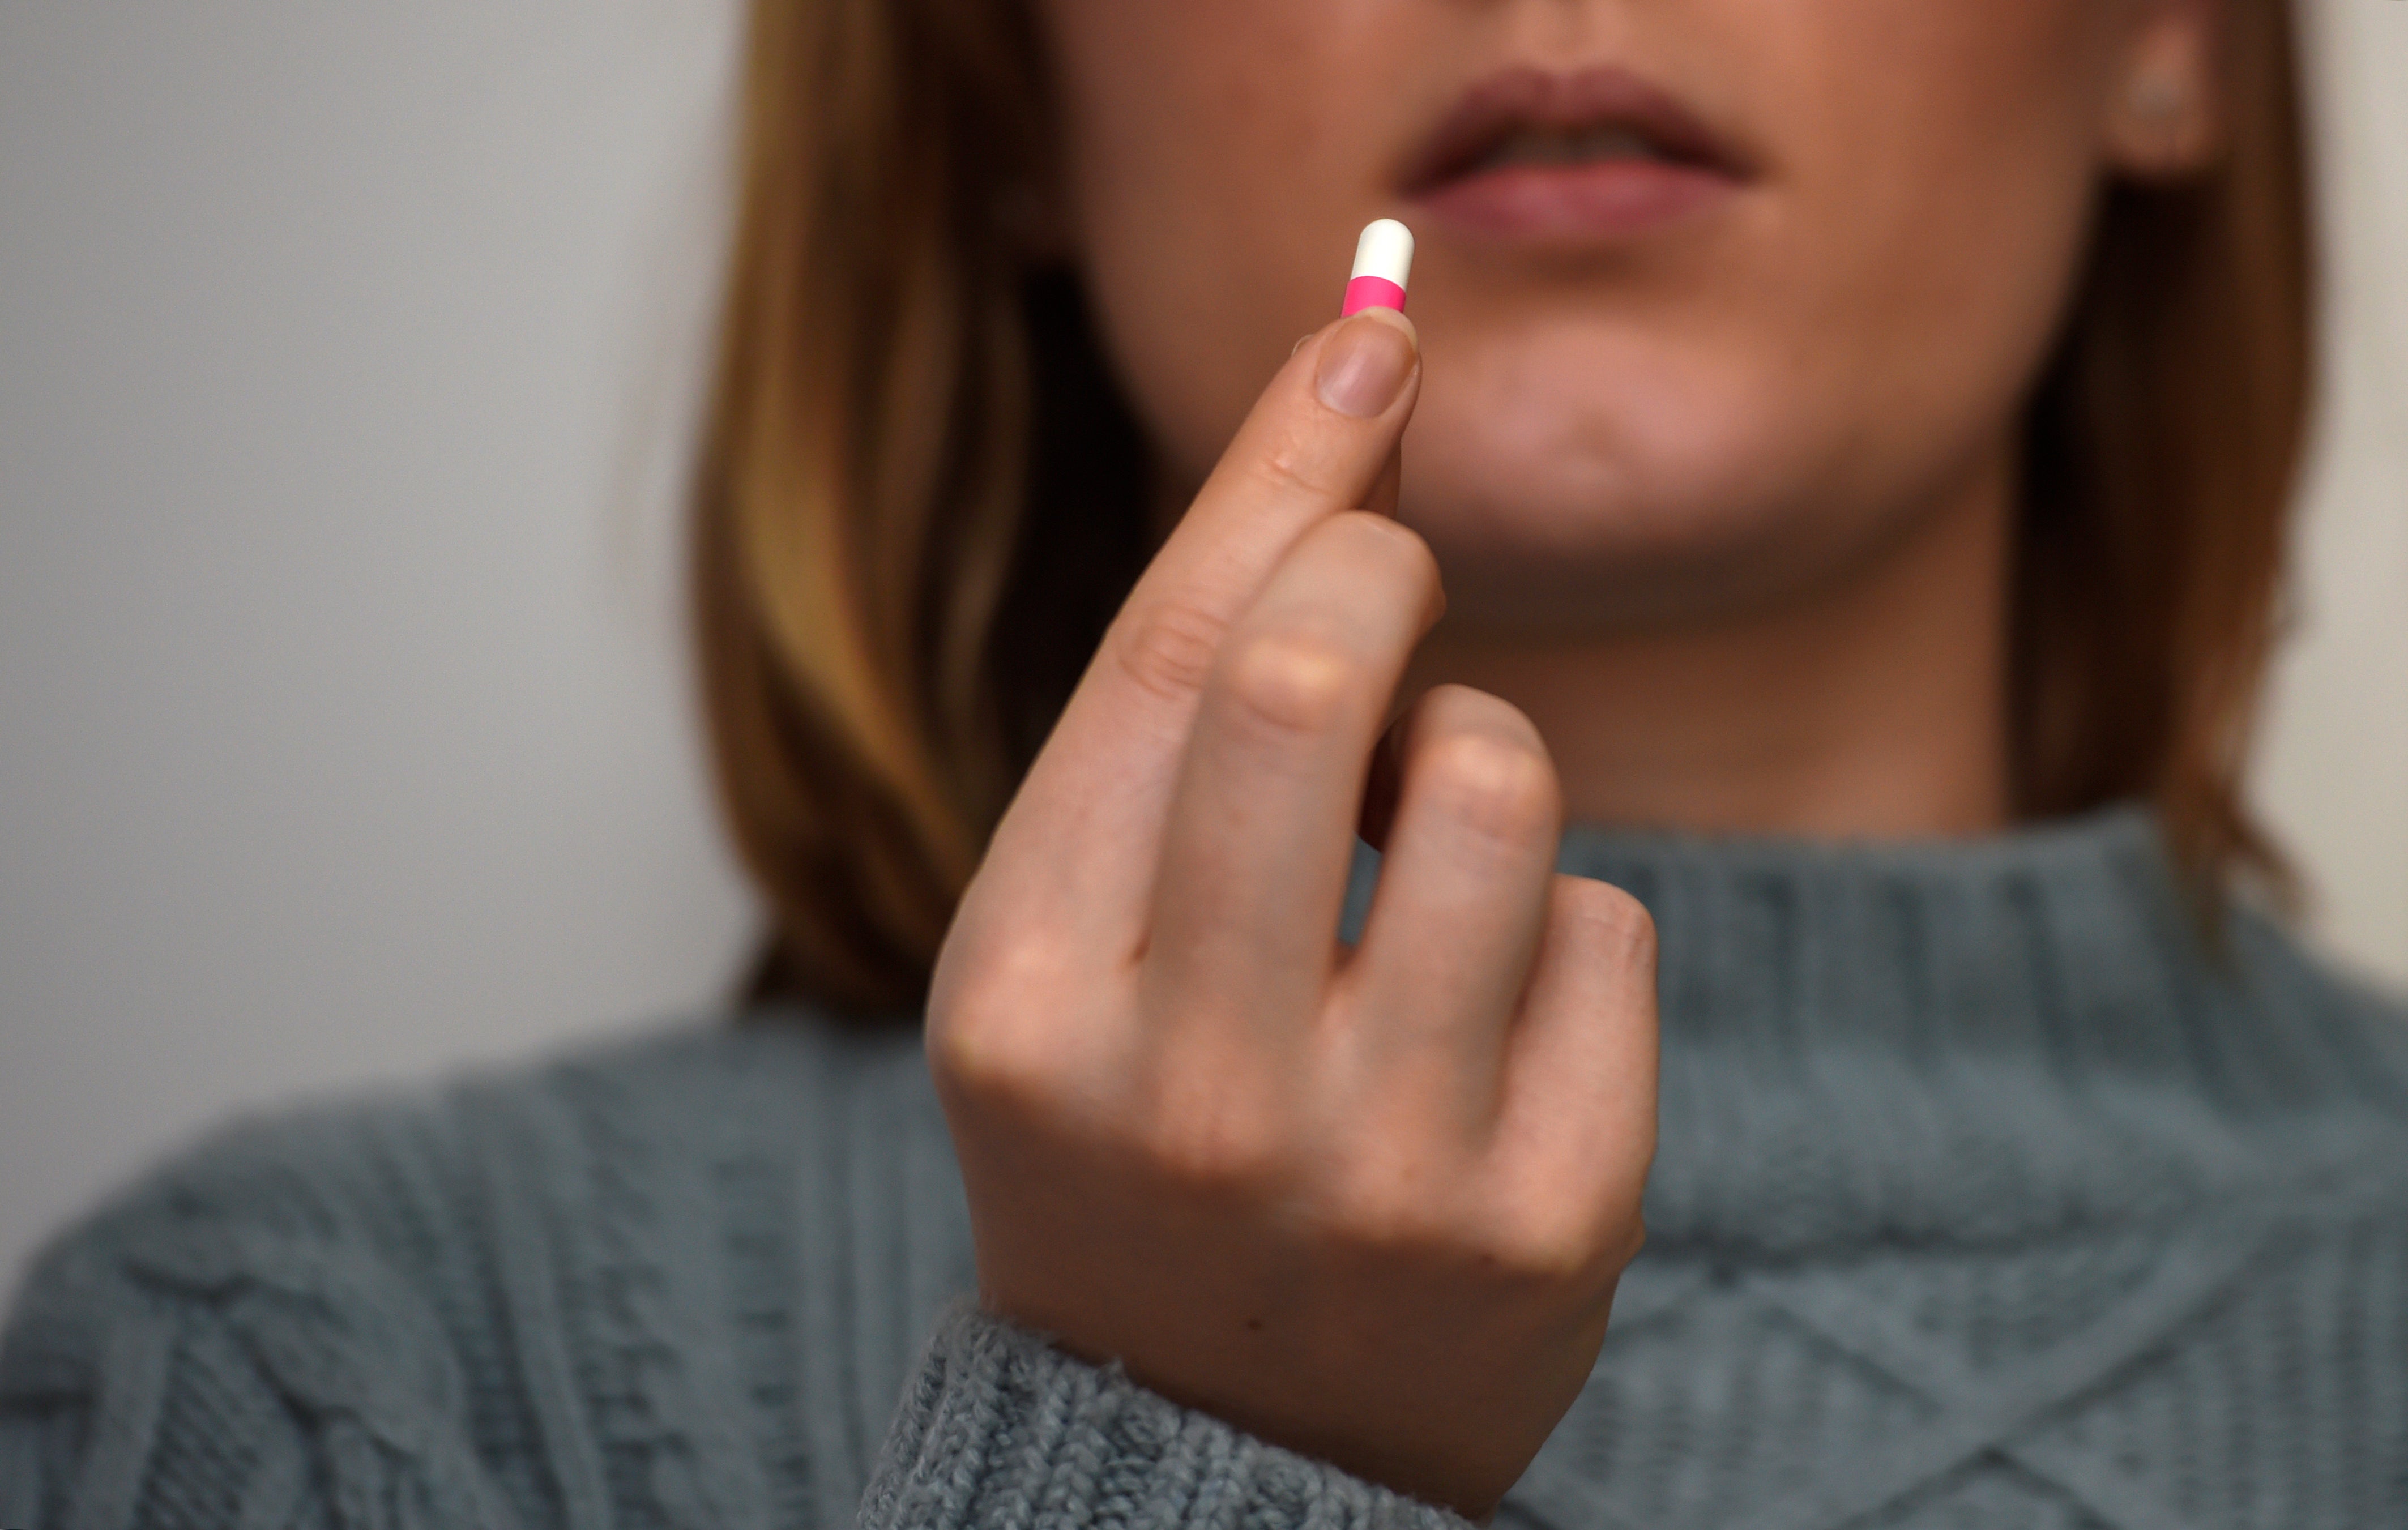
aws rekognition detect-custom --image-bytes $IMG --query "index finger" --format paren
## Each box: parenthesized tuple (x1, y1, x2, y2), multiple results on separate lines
(983, 302, 1423, 955)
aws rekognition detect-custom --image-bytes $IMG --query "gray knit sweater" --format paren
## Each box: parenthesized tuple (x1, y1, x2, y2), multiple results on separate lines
(6, 808, 2407, 1530)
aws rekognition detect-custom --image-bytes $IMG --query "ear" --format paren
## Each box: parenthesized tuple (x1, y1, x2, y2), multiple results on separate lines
(2102, 0, 2225, 181)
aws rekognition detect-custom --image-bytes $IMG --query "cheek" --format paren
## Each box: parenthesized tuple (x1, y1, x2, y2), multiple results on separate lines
(1780, 3, 2111, 441)
(1040, 0, 1420, 484)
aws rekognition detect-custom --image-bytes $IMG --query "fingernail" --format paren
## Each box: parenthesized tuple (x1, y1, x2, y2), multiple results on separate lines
(1314, 313, 1416, 418)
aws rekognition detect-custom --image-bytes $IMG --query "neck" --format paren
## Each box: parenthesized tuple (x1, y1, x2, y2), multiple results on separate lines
(1414, 450, 2015, 841)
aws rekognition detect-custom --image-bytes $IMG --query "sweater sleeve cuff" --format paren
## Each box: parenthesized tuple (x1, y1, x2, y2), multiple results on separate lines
(861, 1303, 1475, 1530)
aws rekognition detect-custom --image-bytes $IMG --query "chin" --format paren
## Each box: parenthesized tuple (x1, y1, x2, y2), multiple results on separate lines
(1398, 497, 1794, 634)
(1397, 422, 1847, 636)
(1393, 328, 1961, 632)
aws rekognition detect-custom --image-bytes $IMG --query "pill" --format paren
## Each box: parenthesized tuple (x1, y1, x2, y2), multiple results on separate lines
(1341, 219, 1415, 316)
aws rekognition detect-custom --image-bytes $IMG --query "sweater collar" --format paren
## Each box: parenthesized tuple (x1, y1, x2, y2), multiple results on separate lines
(1554, 801, 2193, 1062)
(1535, 805, 2401, 1252)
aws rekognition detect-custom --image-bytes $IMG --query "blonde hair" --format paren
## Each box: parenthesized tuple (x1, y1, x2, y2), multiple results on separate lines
(693, 0, 2315, 1015)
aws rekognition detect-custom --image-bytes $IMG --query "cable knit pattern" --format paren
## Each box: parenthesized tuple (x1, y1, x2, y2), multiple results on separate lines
(5, 806, 2406, 1529)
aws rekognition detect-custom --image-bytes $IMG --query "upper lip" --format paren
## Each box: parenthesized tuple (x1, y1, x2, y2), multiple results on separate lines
(1398, 64, 1751, 195)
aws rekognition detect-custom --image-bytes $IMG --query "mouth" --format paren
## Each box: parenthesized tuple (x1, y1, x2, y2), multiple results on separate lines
(1401, 65, 1751, 241)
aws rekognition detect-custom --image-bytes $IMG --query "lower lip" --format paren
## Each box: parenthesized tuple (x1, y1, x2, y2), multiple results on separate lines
(1410, 158, 1737, 242)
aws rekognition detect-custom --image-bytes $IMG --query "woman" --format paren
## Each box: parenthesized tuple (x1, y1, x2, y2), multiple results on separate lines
(6, 0, 2403, 1525)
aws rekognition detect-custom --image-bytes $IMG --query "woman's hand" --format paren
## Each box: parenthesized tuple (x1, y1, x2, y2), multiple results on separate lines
(925, 308, 1659, 1519)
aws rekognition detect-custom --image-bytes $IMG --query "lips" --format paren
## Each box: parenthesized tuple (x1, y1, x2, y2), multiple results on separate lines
(1401, 65, 1750, 242)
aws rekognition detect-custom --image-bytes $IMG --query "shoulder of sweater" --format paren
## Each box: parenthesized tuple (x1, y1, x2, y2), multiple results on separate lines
(2227, 905, 2408, 1090)
(0, 1011, 943, 1529)
(3, 1011, 933, 1375)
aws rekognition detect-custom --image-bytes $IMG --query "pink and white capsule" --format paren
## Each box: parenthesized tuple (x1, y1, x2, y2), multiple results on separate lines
(1340, 219, 1415, 316)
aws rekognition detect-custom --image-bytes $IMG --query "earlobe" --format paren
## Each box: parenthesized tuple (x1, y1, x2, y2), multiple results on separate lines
(2103, 10, 2224, 180)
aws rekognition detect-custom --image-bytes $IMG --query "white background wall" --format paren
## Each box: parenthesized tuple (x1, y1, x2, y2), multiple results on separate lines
(3, 3, 2405, 1291)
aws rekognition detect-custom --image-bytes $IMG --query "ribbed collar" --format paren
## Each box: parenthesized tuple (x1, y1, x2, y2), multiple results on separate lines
(1530, 805, 2405, 1254)
(1556, 802, 2199, 1064)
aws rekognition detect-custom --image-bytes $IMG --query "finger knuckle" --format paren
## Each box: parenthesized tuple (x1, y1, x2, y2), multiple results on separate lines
(1246, 430, 1342, 508)
(926, 942, 1076, 1110)
(1487, 1196, 1615, 1288)
(1417, 727, 1560, 848)
(1116, 597, 1229, 707)
(1334, 1177, 1458, 1256)
(1562, 879, 1658, 967)
(927, 1013, 1048, 1115)
(1328, 511, 1439, 589)
(1217, 626, 1362, 740)
(1141, 1090, 1289, 1192)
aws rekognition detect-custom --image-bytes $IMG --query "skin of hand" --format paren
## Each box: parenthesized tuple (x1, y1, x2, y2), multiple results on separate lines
(928, 307, 1659, 1518)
